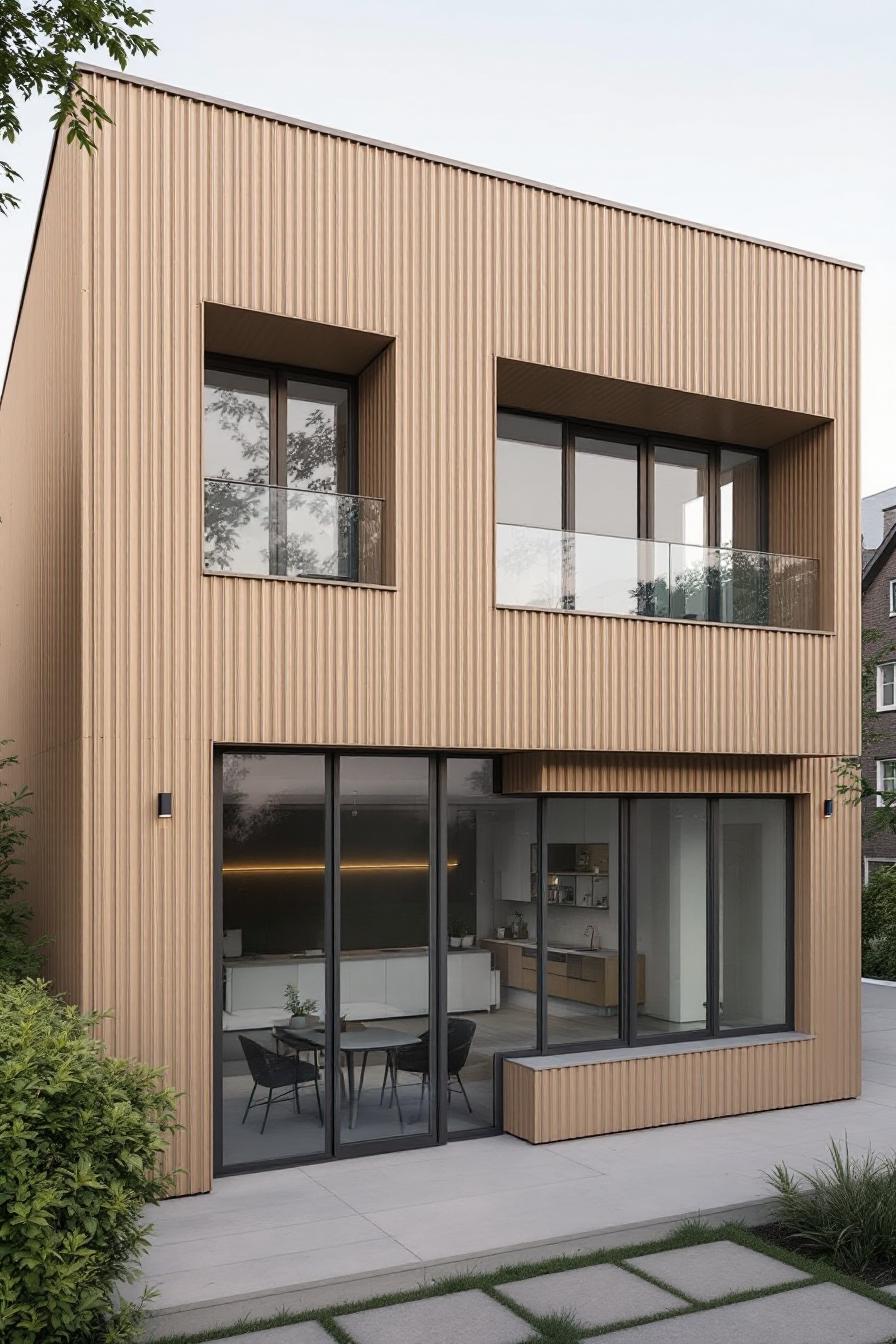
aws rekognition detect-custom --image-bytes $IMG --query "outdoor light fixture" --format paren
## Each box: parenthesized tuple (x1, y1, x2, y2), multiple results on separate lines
(157, 792, 172, 819)
(823, 798, 834, 819)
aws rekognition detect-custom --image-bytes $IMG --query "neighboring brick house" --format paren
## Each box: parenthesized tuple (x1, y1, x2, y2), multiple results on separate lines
(862, 499, 896, 879)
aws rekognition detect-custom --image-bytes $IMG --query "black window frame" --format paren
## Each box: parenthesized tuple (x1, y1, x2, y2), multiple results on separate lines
(531, 792, 794, 1057)
(496, 407, 769, 552)
(203, 353, 359, 579)
(214, 747, 796, 1177)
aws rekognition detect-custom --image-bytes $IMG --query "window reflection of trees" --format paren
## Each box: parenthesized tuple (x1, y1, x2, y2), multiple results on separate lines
(204, 386, 368, 577)
(203, 381, 272, 571)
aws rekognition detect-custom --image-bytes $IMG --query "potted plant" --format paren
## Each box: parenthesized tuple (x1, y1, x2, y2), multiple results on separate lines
(448, 919, 464, 949)
(284, 985, 318, 1028)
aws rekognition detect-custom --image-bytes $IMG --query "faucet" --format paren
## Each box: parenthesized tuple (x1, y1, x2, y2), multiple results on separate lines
(584, 924, 595, 951)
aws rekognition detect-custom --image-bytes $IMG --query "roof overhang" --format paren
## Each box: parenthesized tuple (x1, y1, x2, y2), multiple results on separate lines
(496, 357, 831, 450)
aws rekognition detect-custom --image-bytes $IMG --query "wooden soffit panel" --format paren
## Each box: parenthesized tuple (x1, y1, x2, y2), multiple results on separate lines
(496, 357, 830, 450)
(204, 302, 393, 375)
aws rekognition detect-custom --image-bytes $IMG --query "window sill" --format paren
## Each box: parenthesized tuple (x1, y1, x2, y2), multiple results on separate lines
(509, 1030, 812, 1071)
(495, 603, 832, 636)
(203, 569, 397, 593)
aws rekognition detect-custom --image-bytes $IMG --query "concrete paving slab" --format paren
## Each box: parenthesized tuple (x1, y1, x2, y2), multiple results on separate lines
(625, 1240, 809, 1300)
(208, 1326, 334, 1344)
(336, 1289, 535, 1344)
(303, 1140, 595, 1213)
(146, 1214, 389, 1278)
(134, 1235, 419, 1312)
(585, 1283, 896, 1343)
(496, 1263, 686, 1328)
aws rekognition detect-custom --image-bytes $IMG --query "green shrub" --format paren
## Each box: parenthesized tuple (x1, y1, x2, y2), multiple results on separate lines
(0, 745, 42, 981)
(769, 1139, 896, 1278)
(862, 865, 896, 981)
(0, 979, 178, 1342)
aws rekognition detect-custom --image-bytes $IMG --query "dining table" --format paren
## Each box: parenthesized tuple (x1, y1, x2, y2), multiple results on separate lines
(289, 1025, 422, 1129)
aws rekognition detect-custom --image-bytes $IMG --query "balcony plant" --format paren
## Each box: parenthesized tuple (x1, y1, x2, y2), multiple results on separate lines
(284, 985, 318, 1028)
(448, 920, 464, 949)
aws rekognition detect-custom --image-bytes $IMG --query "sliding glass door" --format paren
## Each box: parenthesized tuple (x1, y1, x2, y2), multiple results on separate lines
(217, 750, 543, 1171)
(219, 753, 328, 1169)
(337, 756, 433, 1145)
(544, 797, 623, 1047)
(446, 759, 537, 1132)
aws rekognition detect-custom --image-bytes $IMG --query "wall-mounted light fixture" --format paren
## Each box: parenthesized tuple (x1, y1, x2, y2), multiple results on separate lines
(157, 792, 172, 819)
(823, 798, 834, 819)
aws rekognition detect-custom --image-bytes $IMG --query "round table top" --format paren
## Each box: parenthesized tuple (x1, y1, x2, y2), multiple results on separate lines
(301, 1026, 422, 1051)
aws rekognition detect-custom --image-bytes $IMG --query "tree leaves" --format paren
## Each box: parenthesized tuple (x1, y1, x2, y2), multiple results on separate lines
(0, 1, 158, 212)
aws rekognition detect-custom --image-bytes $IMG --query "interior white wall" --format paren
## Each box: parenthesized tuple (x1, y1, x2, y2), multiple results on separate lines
(719, 798, 787, 1024)
(637, 799, 706, 1024)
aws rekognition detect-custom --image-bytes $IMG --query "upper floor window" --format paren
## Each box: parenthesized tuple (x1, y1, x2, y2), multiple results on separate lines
(877, 759, 896, 805)
(203, 357, 382, 582)
(890, 578, 896, 616)
(495, 411, 819, 630)
(878, 662, 896, 712)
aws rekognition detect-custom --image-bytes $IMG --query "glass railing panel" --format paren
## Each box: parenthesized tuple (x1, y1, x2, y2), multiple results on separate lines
(765, 551, 819, 631)
(669, 543, 714, 621)
(573, 533, 668, 617)
(204, 479, 384, 584)
(203, 478, 272, 577)
(495, 522, 567, 610)
(496, 523, 820, 629)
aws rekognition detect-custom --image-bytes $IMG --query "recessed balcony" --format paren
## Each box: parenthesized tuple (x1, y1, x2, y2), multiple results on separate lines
(496, 523, 819, 631)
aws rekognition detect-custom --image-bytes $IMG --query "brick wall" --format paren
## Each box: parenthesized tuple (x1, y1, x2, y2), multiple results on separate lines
(862, 541, 896, 868)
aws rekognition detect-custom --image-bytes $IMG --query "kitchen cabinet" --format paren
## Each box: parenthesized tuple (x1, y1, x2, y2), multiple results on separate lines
(224, 949, 493, 1022)
(480, 939, 645, 1008)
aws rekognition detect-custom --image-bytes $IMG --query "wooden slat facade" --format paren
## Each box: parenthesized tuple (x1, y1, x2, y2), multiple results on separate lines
(0, 68, 860, 1194)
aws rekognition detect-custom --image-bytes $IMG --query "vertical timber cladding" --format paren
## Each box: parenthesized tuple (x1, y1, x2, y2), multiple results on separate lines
(75, 71, 860, 1191)
(500, 754, 860, 1142)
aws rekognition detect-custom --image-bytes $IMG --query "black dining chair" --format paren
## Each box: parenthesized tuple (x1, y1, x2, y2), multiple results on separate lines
(238, 1035, 322, 1133)
(387, 1017, 477, 1119)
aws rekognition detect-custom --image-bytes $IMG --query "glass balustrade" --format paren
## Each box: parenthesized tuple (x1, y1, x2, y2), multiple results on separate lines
(204, 479, 384, 584)
(496, 523, 819, 630)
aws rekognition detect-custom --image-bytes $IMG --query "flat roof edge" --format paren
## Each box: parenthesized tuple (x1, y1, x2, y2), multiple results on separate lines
(76, 63, 863, 272)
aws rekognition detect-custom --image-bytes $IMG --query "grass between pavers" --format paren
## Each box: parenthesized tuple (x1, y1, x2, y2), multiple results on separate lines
(152, 1218, 896, 1344)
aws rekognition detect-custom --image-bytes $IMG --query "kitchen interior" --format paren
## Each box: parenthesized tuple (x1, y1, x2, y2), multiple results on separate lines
(474, 795, 636, 1049)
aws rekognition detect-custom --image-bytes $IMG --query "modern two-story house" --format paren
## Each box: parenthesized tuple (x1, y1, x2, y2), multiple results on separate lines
(0, 66, 861, 1197)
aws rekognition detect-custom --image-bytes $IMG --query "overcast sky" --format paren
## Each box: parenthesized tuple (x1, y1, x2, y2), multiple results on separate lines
(2, 0, 893, 496)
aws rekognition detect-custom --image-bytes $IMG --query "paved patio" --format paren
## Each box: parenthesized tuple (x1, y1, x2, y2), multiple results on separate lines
(139, 982, 896, 1339)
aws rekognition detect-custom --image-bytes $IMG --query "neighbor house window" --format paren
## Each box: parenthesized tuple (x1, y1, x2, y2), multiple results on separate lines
(878, 662, 896, 711)
(877, 760, 896, 806)
(493, 412, 805, 627)
(203, 358, 379, 581)
(865, 857, 896, 883)
(890, 578, 896, 616)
